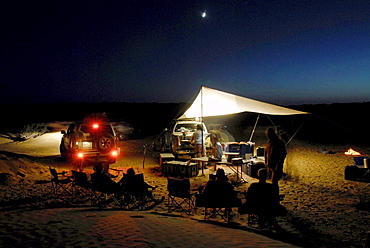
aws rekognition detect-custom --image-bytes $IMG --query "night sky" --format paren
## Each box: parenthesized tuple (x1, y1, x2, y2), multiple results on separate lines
(2, 0, 370, 105)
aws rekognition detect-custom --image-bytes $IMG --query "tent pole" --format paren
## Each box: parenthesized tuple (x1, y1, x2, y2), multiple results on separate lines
(286, 114, 311, 146)
(201, 87, 204, 157)
(266, 115, 277, 130)
(249, 113, 260, 142)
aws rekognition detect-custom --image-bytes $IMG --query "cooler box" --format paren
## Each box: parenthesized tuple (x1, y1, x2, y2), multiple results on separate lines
(244, 162, 265, 178)
(162, 161, 199, 178)
(240, 143, 254, 158)
(225, 143, 241, 153)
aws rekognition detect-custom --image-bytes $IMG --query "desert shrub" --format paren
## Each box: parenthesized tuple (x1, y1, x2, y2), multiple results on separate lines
(16, 123, 49, 141)
(0, 173, 13, 186)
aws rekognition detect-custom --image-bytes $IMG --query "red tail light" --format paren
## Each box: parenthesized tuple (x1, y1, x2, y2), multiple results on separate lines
(76, 152, 84, 159)
(92, 123, 99, 129)
(111, 150, 118, 157)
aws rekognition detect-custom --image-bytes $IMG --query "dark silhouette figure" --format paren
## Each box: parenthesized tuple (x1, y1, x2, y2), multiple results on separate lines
(119, 168, 155, 194)
(239, 168, 282, 227)
(119, 168, 164, 203)
(202, 169, 239, 207)
(264, 127, 287, 192)
(91, 171, 118, 194)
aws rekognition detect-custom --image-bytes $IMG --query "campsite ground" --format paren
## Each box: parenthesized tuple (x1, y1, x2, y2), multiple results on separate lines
(1, 119, 370, 247)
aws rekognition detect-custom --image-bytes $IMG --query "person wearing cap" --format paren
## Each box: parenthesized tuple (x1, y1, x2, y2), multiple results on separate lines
(202, 169, 240, 213)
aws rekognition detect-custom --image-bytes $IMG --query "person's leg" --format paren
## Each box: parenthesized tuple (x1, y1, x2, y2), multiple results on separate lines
(194, 144, 201, 157)
(271, 170, 283, 184)
(271, 169, 283, 195)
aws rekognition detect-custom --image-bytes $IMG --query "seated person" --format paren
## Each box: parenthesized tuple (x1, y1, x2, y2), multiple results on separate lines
(91, 170, 118, 194)
(202, 169, 240, 207)
(239, 168, 283, 227)
(208, 124, 223, 160)
(119, 168, 164, 203)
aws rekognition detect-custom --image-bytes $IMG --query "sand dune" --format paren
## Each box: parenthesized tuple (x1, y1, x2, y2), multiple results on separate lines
(0, 126, 370, 247)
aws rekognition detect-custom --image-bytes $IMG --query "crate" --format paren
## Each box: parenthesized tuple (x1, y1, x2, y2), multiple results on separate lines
(162, 161, 199, 178)
(244, 162, 265, 178)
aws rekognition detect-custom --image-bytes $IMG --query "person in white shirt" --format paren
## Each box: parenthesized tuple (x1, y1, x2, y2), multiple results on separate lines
(191, 124, 207, 158)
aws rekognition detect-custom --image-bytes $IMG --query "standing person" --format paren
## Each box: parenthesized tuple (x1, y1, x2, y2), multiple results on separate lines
(191, 124, 207, 158)
(70, 123, 84, 150)
(264, 127, 287, 192)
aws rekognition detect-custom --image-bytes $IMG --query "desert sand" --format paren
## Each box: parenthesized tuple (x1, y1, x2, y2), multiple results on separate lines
(1, 123, 370, 247)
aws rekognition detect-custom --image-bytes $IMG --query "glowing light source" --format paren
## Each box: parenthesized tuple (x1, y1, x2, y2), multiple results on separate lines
(344, 148, 361, 156)
(111, 150, 118, 157)
(92, 123, 99, 129)
(201, 11, 206, 18)
(77, 152, 84, 159)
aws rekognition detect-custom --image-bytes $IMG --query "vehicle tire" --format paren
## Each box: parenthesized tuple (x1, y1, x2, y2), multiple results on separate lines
(164, 133, 172, 151)
(95, 133, 115, 153)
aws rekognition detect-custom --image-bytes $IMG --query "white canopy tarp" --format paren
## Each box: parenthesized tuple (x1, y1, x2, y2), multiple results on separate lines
(179, 87, 308, 119)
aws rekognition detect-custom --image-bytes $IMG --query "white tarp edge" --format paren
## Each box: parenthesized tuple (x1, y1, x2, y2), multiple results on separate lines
(179, 86, 308, 119)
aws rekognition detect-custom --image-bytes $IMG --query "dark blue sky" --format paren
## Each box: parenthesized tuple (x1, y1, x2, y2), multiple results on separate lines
(2, 0, 370, 105)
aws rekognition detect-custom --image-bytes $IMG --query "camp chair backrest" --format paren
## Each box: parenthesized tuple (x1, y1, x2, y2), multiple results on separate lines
(167, 177, 191, 198)
(72, 170, 90, 187)
(135, 173, 144, 183)
(121, 173, 146, 194)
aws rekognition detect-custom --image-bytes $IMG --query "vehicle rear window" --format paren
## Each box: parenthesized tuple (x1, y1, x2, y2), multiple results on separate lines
(175, 124, 197, 132)
(80, 124, 113, 135)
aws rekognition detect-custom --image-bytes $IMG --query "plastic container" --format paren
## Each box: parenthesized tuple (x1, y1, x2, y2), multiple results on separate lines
(256, 147, 265, 158)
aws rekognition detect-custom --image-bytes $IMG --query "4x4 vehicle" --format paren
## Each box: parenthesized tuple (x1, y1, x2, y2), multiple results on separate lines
(155, 120, 209, 158)
(60, 121, 120, 164)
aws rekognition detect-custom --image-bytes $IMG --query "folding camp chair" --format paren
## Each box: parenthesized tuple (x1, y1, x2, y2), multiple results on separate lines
(167, 177, 196, 215)
(240, 191, 286, 228)
(196, 195, 231, 222)
(49, 167, 72, 197)
(195, 192, 241, 222)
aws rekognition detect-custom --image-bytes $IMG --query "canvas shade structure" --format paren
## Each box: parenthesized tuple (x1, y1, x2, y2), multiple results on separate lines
(179, 87, 308, 119)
